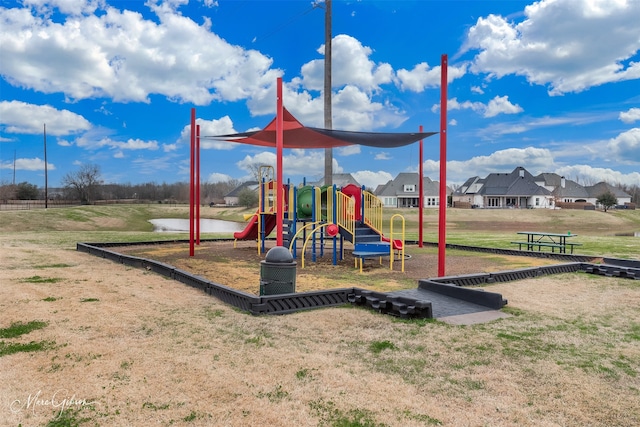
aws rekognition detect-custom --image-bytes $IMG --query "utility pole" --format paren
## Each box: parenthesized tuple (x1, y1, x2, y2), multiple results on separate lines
(44, 124, 48, 208)
(323, 0, 332, 186)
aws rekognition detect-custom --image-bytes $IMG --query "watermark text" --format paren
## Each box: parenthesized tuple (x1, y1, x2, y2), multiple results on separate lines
(10, 389, 97, 418)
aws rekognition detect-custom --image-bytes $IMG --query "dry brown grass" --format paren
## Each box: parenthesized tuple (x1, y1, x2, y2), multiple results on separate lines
(1, 232, 639, 425)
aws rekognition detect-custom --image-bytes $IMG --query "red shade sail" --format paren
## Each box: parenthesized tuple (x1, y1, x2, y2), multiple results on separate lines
(205, 107, 437, 148)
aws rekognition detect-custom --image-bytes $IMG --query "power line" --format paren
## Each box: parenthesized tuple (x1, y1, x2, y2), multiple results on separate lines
(251, 3, 320, 44)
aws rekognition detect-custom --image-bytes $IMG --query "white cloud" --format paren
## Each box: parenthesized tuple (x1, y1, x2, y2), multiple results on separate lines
(236, 150, 342, 178)
(337, 145, 361, 156)
(619, 108, 640, 124)
(0, 157, 55, 171)
(478, 113, 610, 139)
(247, 78, 408, 132)
(423, 146, 555, 184)
(0, 101, 91, 136)
(178, 116, 238, 150)
(163, 143, 179, 152)
(471, 86, 484, 95)
(449, 119, 458, 126)
(0, 4, 280, 104)
(207, 172, 233, 183)
(432, 97, 483, 114)
(112, 138, 159, 150)
(300, 34, 393, 93)
(374, 152, 391, 160)
(464, 0, 640, 95)
(431, 96, 522, 118)
(71, 129, 159, 153)
(352, 170, 393, 190)
(130, 153, 181, 176)
(396, 62, 467, 92)
(484, 96, 523, 118)
(607, 128, 640, 163)
(554, 164, 640, 187)
(23, 0, 105, 15)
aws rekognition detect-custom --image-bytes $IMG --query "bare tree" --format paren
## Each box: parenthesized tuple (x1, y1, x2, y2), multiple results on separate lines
(61, 164, 103, 204)
(0, 181, 16, 202)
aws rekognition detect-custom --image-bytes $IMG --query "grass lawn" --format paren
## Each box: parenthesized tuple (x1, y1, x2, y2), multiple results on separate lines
(0, 204, 638, 426)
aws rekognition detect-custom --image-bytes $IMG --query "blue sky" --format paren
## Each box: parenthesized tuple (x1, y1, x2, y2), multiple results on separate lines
(1, 0, 639, 190)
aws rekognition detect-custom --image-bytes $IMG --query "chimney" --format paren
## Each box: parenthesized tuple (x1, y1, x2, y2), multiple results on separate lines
(561, 176, 565, 188)
(519, 168, 524, 178)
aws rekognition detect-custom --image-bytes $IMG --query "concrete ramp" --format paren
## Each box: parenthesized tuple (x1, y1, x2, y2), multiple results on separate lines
(389, 281, 510, 325)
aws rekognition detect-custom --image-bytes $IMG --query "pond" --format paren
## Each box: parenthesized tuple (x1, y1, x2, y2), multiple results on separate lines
(614, 231, 640, 237)
(149, 218, 244, 233)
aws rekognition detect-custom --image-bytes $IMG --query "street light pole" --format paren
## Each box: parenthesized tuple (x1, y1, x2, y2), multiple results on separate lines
(323, 0, 332, 186)
(44, 123, 48, 209)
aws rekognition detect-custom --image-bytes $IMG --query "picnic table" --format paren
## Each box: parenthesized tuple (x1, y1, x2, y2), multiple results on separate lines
(511, 231, 582, 254)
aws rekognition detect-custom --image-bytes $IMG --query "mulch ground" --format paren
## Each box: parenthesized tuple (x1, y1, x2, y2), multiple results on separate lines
(115, 239, 559, 294)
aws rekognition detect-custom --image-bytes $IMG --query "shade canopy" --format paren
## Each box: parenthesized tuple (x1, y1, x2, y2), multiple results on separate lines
(205, 107, 437, 149)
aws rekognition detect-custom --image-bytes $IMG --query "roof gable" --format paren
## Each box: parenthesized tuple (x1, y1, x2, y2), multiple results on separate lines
(479, 167, 550, 196)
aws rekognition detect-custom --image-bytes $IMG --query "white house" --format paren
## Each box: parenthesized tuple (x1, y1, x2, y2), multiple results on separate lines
(374, 173, 449, 208)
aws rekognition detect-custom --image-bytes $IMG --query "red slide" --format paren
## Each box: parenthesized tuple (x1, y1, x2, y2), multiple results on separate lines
(341, 183, 362, 221)
(381, 235, 404, 251)
(233, 213, 277, 240)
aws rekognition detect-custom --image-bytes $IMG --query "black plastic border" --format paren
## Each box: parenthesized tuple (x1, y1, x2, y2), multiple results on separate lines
(77, 241, 640, 318)
(77, 242, 423, 318)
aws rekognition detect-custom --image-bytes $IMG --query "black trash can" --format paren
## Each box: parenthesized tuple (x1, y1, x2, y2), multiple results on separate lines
(259, 246, 296, 296)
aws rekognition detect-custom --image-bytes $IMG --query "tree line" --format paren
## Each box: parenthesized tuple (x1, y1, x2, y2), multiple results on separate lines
(1, 163, 639, 206)
(0, 164, 240, 205)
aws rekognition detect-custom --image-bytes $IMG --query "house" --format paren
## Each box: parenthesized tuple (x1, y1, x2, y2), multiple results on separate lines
(452, 167, 553, 208)
(223, 181, 259, 206)
(548, 176, 590, 203)
(536, 173, 632, 205)
(454, 167, 633, 209)
(374, 172, 448, 208)
(585, 182, 632, 206)
(452, 176, 485, 207)
(309, 173, 360, 188)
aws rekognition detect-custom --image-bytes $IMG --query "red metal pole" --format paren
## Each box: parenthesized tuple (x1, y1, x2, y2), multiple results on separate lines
(189, 108, 195, 256)
(438, 54, 448, 276)
(196, 124, 201, 245)
(419, 125, 424, 248)
(276, 77, 284, 246)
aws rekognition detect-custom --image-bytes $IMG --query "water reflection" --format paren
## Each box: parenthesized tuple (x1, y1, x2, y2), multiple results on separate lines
(614, 231, 640, 237)
(149, 218, 244, 233)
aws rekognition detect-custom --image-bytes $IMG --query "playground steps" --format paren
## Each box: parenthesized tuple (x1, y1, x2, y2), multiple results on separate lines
(282, 218, 294, 249)
(354, 224, 382, 243)
(339, 221, 382, 244)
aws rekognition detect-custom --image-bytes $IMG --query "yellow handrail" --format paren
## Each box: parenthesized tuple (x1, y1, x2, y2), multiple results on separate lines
(363, 190, 383, 234)
(287, 221, 322, 252)
(314, 186, 322, 221)
(389, 213, 405, 272)
(258, 166, 275, 214)
(301, 223, 331, 269)
(325, 186, 334, 224)
(335, 191, 355, 242)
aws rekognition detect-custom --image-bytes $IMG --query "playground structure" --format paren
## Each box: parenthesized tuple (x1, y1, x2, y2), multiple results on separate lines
(192, 55, 448, 274)
(233, 166, 405, 272)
